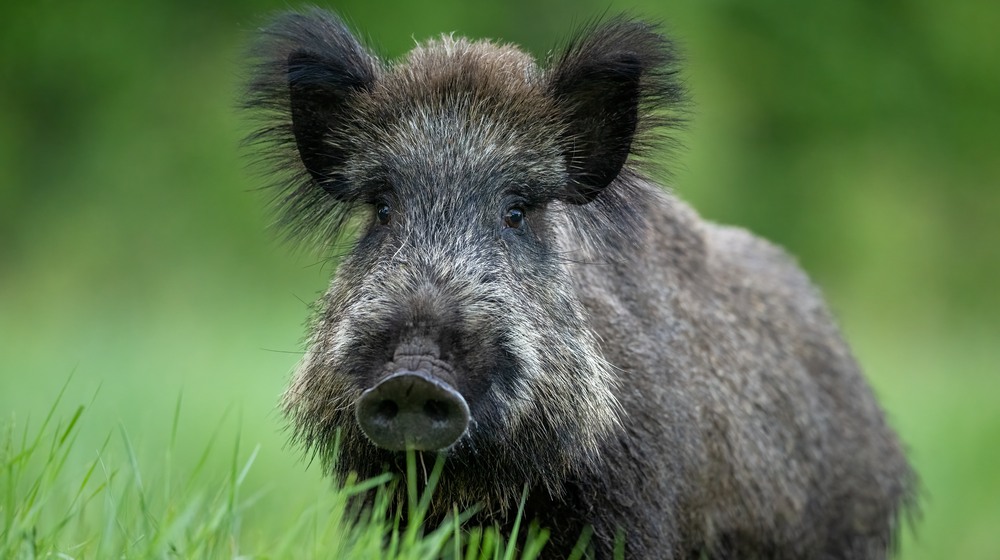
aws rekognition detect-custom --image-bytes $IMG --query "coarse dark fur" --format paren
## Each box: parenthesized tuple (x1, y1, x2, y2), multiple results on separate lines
(243, 8, 917, 559)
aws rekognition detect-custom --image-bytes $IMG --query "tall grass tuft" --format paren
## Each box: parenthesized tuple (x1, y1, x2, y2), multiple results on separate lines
(0, 383, 552, 559)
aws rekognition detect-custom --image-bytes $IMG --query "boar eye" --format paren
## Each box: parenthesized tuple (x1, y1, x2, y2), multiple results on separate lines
(376, 202, 392, 225)
(504, 206, 525, 229)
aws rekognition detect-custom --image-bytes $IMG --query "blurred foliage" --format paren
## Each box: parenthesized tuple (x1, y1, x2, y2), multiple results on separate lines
(0, 0, 997, 559)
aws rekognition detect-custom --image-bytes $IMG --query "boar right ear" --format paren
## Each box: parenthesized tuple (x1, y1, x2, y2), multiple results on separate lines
(547, 18, 684, 204)
(244, 9, 378, 244)
(286, 41, 377, 194)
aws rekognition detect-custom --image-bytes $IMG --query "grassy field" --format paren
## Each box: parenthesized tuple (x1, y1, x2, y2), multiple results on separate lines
(1, 382, 561, 559)
(1, 286, 997, 558)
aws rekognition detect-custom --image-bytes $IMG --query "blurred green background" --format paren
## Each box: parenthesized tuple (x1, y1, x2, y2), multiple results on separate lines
(1, 0, 997, 558)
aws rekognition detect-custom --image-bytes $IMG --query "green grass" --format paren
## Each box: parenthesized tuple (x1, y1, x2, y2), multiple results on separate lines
(2, 288, 997, 559)
(0, 382, 555, 560)
(2, 306, 998, 560)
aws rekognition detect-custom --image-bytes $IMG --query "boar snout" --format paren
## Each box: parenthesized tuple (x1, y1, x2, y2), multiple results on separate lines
(355, 370, 470, 451)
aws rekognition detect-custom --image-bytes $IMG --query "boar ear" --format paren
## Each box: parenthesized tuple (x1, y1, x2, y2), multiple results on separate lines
(547, 18, 684, 204)
(286, 40, 377, 194)
(244, 9, 378, 244)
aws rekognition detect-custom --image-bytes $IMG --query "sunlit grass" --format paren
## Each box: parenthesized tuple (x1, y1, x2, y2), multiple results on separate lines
(0, 381, 554, 560)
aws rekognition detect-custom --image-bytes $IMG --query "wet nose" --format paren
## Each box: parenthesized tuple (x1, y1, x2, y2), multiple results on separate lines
(355, 370, 470, 451)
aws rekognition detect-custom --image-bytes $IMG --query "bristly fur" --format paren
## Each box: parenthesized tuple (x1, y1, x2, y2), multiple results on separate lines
(242, 8, 382, 249)
(242, 8, 917, 560)
(546, 15, 686, 199)
(242, 9, 685, 252)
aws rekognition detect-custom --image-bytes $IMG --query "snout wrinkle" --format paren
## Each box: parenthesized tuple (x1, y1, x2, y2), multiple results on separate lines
(390, 338, 458, 386)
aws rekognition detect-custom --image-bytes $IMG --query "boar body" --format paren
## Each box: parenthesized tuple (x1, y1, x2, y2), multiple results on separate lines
(245, 9, 915, 559)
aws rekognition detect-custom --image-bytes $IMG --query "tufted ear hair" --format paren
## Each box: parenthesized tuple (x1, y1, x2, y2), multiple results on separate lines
(244, 9, 379, 244)
(286, 45, 377, 195)
(546, 17, 684, 204)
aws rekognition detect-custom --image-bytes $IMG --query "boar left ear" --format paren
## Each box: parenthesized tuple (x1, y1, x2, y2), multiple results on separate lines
(547, 18, 684, 204)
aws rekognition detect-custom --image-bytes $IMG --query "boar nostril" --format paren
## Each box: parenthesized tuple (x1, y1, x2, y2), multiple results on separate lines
(375, 400, 399, 421)
(423, 400, 449, 423)
(356, 369, 470, 451)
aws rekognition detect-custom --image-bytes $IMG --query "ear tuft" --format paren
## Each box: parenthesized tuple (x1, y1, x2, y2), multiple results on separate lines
(243, 9, 379, 247)
(547, 17, 685, 204)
